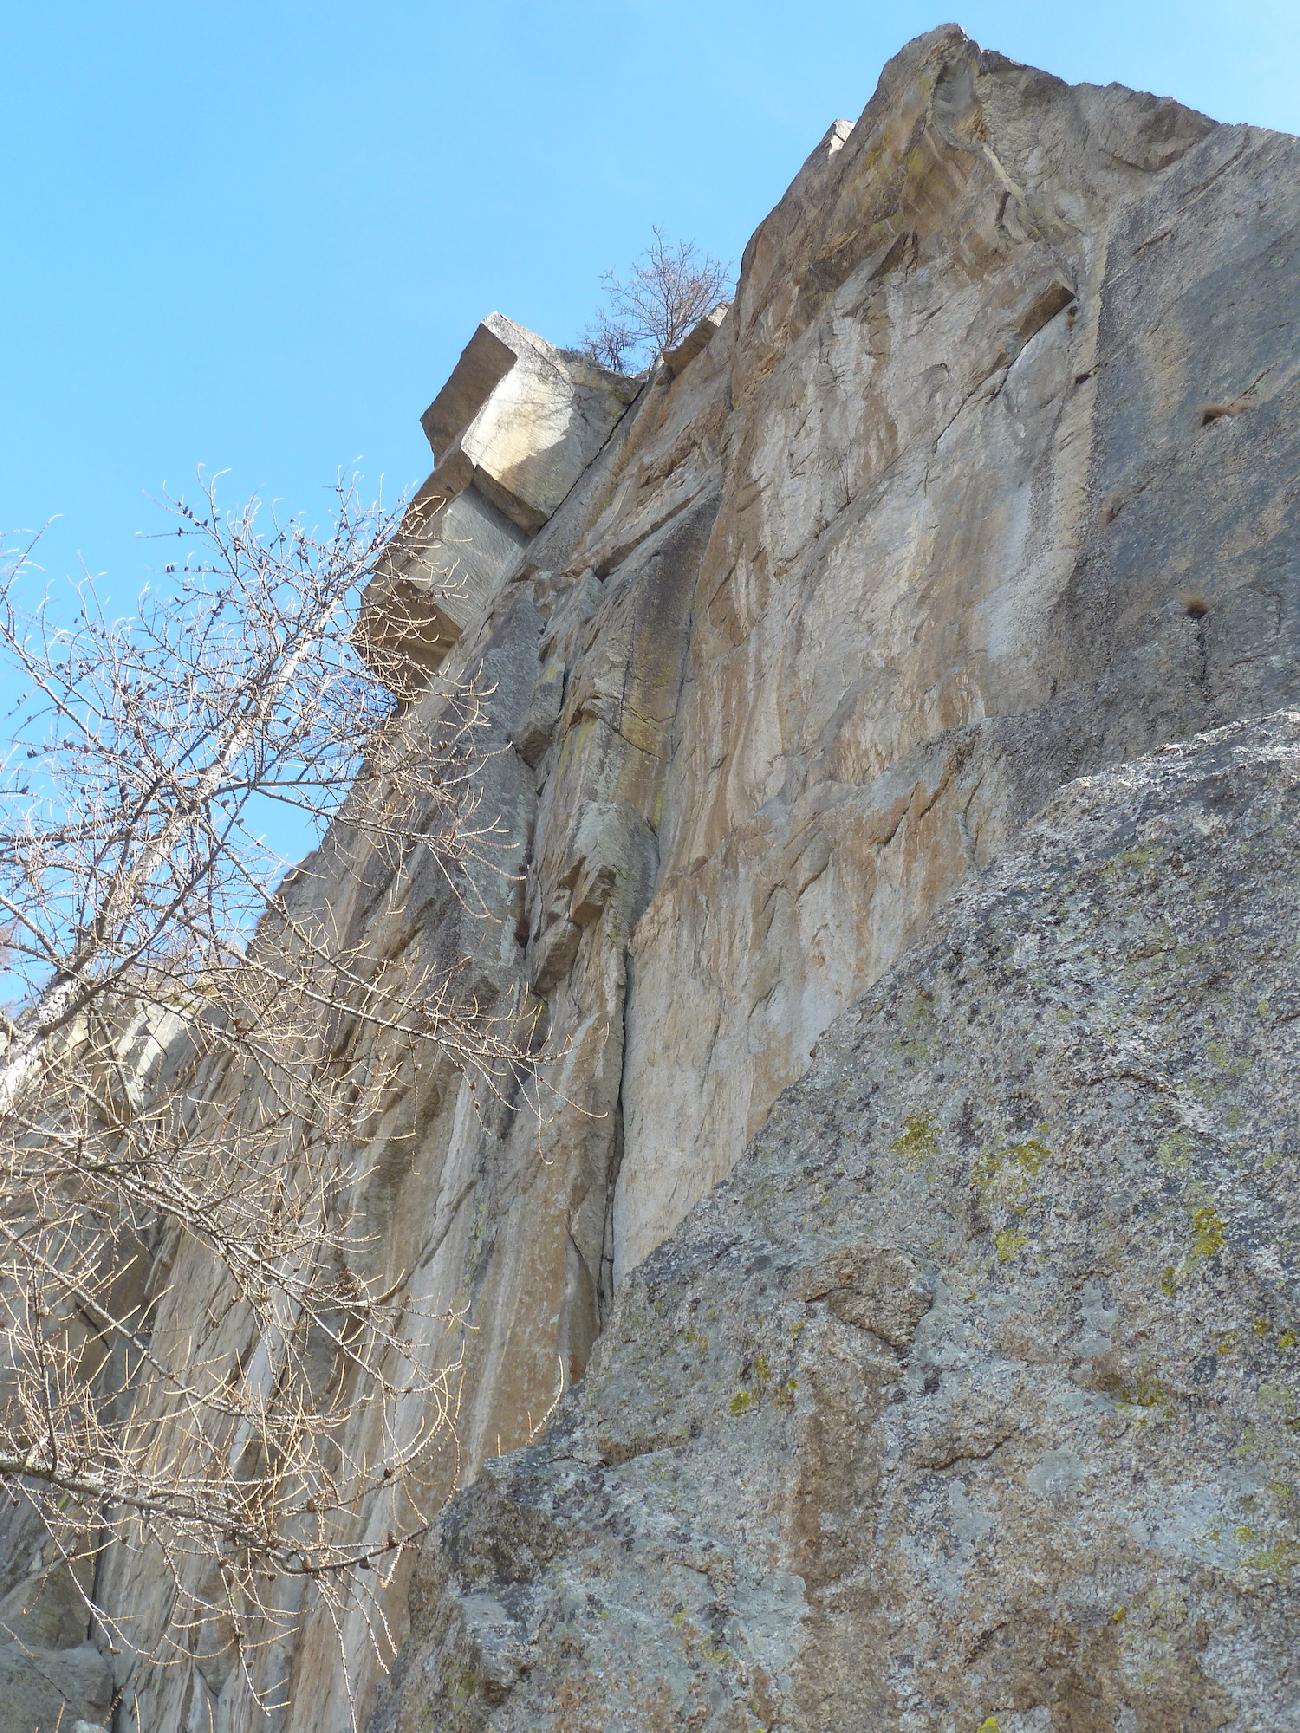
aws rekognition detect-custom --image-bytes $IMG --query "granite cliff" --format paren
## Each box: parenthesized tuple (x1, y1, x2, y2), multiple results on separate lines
(5, 23, 1297, 1732)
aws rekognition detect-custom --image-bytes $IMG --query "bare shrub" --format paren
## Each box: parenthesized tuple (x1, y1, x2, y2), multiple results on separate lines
(0, 476, 539, 1721)
(582, 227, 730, 374)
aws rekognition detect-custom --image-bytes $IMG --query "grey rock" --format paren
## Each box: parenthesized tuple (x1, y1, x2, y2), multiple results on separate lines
(0, 1640, 112, 1733)
(379, 712, 1300, 1731)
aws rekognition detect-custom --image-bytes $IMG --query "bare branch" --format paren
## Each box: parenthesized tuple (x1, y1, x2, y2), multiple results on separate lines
(581, 227, 731, 373)
(0, 475, 546, 1724)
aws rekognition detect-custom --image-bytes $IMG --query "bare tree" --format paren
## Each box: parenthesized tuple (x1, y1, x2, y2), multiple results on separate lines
(0, 477, 539, 1722)
(582, 227, 730, 374)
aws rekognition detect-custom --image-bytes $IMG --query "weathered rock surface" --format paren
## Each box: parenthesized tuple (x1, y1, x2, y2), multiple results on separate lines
(379, 712, 1300, 1731)
(357, 312, 636, 676)
(7, 22, 1298, 1733)
(610, 27, 1299, 1282)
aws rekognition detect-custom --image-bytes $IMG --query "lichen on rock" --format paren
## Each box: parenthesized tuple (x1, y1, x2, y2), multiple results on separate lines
(381, 713, 1300, 1731)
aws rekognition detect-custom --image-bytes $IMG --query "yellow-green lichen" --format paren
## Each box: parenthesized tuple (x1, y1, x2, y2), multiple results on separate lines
(1119, 1371, 1175, 1421)
(892, 1110, 940, 1170)
(974, 1137, 1053, 1215)
(1257, 1382, 1300, 1420)
(449, 1666, 480, 1703)
(994, 1228, 1029, 1263)
(1009, 1137, 1051, 1176)
(1190, 1204, 1226, 1262)
(1165, 1200, 1229, 1292)
(1242, 1539, 1300, 1577)
(1156, 1133, 1193, 1177)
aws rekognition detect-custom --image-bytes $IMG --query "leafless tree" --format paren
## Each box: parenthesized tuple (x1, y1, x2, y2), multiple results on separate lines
(0, 477, 541, 1723)
(582, 227, 730, 374)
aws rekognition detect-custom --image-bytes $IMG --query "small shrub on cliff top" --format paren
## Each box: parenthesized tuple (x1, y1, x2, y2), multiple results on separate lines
(582, 227, 731, 374)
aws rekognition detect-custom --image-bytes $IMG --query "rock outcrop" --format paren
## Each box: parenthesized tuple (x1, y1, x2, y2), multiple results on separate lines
(357, 315, 635, 676)
(6, 22, 1297, 1733)
(381, 711, 1300, 1731)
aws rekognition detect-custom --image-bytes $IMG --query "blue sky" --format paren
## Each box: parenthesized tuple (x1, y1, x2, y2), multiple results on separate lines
(3, 0, 1297, 604)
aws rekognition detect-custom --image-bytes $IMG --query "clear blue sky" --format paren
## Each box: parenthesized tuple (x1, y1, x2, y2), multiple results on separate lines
(3, 0, 1297, 600)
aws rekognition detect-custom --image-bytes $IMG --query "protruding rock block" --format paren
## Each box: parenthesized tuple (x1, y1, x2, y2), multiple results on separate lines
(662, 302, 729, 377)
(356, 314, 636, 679)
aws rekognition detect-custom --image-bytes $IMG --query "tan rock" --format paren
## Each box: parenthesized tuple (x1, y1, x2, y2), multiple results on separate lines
(355, 313, 636, 678)
(662, 302, 729, 376)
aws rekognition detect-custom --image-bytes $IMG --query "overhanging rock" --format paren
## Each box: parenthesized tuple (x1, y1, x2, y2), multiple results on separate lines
(356, 312, 636, 678)
(662, 301, 730, 376)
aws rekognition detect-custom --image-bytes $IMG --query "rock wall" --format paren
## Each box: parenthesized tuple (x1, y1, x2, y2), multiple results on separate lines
(7, 23, 1297, 1733)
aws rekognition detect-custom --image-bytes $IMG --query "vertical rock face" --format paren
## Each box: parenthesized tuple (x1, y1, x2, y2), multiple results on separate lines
(7, 24, 1297, 1733)
(609, 32, 1298, 1281)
